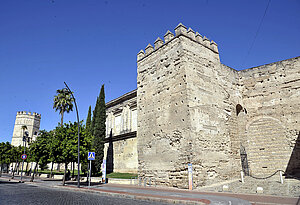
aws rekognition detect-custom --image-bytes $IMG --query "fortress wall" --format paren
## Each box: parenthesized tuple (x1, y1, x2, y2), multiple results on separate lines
(11, 111, 41, 147)
(181, 34, 241, 186)
(137, 32, 192, 188)
(238, 56, 300, 176)
(137, 24, 243, 188)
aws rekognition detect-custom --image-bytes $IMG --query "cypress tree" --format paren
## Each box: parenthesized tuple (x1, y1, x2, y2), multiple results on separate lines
(86, 105, 92, 134)
(93, 85, 106, 173)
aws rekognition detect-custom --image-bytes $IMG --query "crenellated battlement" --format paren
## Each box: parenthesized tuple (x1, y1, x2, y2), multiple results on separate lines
(17, 111, 41, 118)
(137, 23, 218, 61)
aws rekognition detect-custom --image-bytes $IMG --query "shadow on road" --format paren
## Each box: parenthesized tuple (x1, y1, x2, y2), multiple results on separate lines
(0, 181, 19, 184)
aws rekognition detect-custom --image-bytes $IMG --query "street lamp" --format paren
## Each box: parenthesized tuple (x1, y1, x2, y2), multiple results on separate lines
(64, 82, 80, 188)
(20, 130, 29, 183)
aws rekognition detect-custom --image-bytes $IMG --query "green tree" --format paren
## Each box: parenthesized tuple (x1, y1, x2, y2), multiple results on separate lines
(54, 121, 93, 185)
(0, 142, 12, 175)
(86, 105, 92, 134)
(29, 130, 49, 182)
(53, 88, 74, 126)
(47, 130, 58, 177)
(92, 85, 106, 173)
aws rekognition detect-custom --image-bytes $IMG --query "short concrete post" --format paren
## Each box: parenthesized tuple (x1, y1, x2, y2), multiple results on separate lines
(257, 187, 263, 194)
(279, 170, 284, 184)
(223, 185, 229, 192)
(241, 171, 244, 183)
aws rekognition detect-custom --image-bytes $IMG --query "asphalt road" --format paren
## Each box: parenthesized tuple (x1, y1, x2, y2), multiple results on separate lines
(0, 181, 171, 205)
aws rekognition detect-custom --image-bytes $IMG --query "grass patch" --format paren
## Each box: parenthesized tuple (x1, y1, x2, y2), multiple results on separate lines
(106, 172, 138, 179)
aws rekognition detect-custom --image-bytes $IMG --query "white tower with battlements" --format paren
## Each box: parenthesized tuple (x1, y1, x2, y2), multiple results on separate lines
(11, 111, 41, 147)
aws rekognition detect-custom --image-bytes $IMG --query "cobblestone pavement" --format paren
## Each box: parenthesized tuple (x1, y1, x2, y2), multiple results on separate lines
(0, 180, 171, 205)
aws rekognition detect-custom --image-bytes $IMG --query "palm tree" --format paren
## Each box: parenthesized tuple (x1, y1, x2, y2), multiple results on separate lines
(53, 88, 74, 126)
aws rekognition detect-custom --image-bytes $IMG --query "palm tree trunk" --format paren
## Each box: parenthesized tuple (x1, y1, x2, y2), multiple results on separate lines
(61, 112, 64, 127)
(30, 163, 38, 182)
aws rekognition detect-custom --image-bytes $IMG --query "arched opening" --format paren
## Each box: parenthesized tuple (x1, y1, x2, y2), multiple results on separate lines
(236, 104, 243, 116)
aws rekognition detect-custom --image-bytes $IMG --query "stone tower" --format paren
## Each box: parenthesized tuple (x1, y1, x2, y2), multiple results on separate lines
(11, 111, 41, 147)
(137, 23, 241, 188)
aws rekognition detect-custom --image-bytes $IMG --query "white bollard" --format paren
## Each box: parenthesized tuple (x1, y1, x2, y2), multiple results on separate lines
(279, 170, 284, 184)
(240, 171, 244, 183)
(223, 185, 229, 192)
(257, 187, 263, 194)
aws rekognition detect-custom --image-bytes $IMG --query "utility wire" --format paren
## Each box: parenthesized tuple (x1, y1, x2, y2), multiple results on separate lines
(241, 0, 271, 69)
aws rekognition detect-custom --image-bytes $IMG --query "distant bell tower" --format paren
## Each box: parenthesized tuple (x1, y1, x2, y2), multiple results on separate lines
(11, 111, 41, 147)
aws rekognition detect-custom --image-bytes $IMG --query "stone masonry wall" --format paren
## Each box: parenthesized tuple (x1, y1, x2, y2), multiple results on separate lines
(11, 111, 41, 147)
(180, 29, 241, 187)
(238, 57, 300, 176)
(137, 24, 241, 188)
(137, 33, 191, 188)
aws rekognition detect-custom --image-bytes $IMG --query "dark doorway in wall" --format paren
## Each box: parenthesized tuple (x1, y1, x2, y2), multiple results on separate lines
(285, 131, 300, 179)
(106, 129, 114, 174)
(240, 144, 249, 176)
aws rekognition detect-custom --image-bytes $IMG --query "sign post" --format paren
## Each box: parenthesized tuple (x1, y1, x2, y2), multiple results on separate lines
(188, 163, 193, 190)
(88, 152, 95, 187)
(102, 159, 106, 184)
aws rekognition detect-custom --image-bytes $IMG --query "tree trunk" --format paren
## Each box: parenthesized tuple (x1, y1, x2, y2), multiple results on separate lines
(50, 161, 53, 178)
(12, 161, 18, 179)
(61, 112, 64, 127)
(25, 162, 29, 176)
(62, 162, 67, 186)
(36, 163, 39, 175)
(17, 162, 20, 175)
(30, 163, 38, 182)
(72, 162, 74, 178)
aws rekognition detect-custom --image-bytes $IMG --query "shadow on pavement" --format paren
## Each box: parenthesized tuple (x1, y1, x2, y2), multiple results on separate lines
(65, 181, 104, 186)
(0, 181, 20, 184)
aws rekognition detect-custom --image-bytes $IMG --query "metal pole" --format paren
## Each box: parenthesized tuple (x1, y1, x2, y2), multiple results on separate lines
(64, 82, 80, 188)
(20, 139, 26, 182)
(89, 160, 91, 187)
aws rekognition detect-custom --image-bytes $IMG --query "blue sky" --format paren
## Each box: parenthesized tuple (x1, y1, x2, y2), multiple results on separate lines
(1, 0, 299, 143)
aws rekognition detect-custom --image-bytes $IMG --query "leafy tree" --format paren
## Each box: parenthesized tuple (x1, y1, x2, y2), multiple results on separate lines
(92, 85, 106, 173)
(29, 130, 49, 182)
(54, 121, 93, 185)
(46, 130, 58, 177)
(0, 142, 12, 174)
(86, 105, 92, 134)
(53, 88, 74, 126)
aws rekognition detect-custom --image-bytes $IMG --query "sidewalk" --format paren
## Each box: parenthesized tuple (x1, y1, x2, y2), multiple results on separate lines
(1, 174, 299, 205)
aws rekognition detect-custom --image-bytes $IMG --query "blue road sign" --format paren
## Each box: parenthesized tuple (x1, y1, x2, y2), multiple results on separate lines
(21, 154, 27, 160)
(88, 152, 95, 160)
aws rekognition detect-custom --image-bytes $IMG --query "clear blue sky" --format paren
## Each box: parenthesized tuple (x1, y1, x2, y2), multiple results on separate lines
(1, 0, 299, 143)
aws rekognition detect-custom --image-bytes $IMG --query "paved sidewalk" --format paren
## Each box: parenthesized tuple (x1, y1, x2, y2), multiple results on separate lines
(1, 174, 299, 205)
